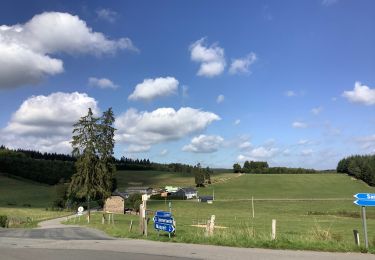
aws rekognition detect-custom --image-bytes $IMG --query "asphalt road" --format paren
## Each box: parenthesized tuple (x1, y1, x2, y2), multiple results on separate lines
(0, 215, 373, 260)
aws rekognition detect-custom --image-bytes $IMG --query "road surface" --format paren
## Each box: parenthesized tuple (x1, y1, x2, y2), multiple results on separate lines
(0, 215, 373, 260)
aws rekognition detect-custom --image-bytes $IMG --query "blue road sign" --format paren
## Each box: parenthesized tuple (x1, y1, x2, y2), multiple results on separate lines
(153, 211, 175, 233)
(155, 211, 171, 218)
(153, 216, 174, 224)
(154, 222, 175, 233)
(354, 193, 375, 200)
(354, 200, 375, 207)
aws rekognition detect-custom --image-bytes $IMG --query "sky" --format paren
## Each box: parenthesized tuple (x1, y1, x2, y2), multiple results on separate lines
(0, 0, 374, 170)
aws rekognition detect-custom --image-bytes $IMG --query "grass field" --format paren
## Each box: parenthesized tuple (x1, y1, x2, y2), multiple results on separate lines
(115, 170, 235, 190)
(66, 173, 375, 253)
(0, 174, 71, 227)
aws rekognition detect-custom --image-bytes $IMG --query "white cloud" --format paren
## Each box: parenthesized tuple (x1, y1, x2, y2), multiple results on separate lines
(182, 135, 224, 153)
(0, 12, 136, 89)
(234, 119, 241, 125)
(96, 8, 118, 23)
(216, 94, 225, 104)
(160, 149, 168, 156)
(237, 145, 279, 162)
(189, 38, 226, 77)
(301, 149, 313, 156)
(124, 144, 151, 153)
(229, 52, 257, 75)
(322, 0, 338, 6)
(298, 139, 311, 145)
(115, 107, 220, 147)
(0, 92, 99, 153)
(292, 121, 308, 128)
(128, 77, 179, 101)
(356, 134, 375, 151)
(342, 82, 375, 106)
(88, 77, 118, 89)
(285, 90, 296, 97)
(311, 106, 323, 115)
(239, 141, 252, 150)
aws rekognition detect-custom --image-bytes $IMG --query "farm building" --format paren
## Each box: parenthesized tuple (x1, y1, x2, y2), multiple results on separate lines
(199, 195, 214, 203)
(126, 186, 153, 195)
(103, 191, 128, 214)
(172, 187, 198, 199)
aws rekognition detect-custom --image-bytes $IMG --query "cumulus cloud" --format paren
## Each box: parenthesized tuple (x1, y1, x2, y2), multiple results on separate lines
(160, 149, 168, 156)
(285, 90, 296, 97)
(182, 135, 224, 153)
(115, 107, 220, 147)
(239, 141, 252, 150)
(124, 144, 151, 153)
(298, 139, 311, 145)
(0, 12, 136, 89)
(301, 149, 313, 156)
(342, 82, 375, 106)
(189, 38, 226, 77)
(88, 77, 119, 89)
(96, 8, 118, 23)
(128, 77, 179, 101)
(322, 0, 338, 6)
(356, 134, 375, 152)
(292, 121, 308, 128)
(311, 106, 323, 115)
(229, 52, 257, 75)
(216, 94, 225, 104)
(234, 119, 241, 125)
(237, 144, 279, 162)
(0, 92, 99, 153)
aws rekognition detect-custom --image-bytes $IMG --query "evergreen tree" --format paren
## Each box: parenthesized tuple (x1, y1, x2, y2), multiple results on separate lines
(68, 108, 116, 222)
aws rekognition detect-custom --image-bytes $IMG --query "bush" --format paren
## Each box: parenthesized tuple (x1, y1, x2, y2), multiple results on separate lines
(0, 215, 8, 228)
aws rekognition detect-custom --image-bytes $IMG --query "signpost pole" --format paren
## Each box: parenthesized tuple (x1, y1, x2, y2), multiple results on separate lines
(361, 206, 369, 250)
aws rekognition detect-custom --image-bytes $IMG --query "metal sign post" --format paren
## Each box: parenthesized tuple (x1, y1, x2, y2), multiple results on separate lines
(353, 193, 375, 251)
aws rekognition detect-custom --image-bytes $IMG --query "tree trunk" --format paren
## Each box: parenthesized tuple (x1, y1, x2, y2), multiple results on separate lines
(87, 195, 91, 223)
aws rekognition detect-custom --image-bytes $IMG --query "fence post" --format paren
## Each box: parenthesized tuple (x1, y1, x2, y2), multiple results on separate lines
(271, 219, 276, 240)
(353, 230, 360, 246)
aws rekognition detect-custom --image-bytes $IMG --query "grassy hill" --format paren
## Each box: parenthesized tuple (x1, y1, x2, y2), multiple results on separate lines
(68, 172, 375, 252)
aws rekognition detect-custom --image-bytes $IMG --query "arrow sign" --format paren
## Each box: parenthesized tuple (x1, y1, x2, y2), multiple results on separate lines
(354, 193, 375, 200)
(153, 216, 174, 224)
(154, 222, 175, 233)
(155, 211, 171, 218)
(354, 200, 375, 207)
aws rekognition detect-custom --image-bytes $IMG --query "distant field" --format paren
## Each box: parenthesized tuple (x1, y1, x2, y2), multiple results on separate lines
(115, 170, 235, 190)
(0, 174, 70, 227)
(197, 174, 375, 199)
(67, 173, 375, 252)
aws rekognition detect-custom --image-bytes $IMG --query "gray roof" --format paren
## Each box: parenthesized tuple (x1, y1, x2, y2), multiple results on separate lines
(112, 191, 128, 199)
(180, 187, 197, 193)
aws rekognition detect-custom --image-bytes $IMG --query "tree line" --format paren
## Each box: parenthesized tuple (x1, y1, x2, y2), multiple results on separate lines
(233, 160, 316, 174)
(337, 154, 375, 186)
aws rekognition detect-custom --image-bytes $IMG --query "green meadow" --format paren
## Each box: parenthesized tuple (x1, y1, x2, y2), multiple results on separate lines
(0, 175, 71, 227)
(66, 173, 375, 253)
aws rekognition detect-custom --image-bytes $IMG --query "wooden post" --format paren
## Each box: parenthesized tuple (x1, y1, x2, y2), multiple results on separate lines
(353, 230, 360, 246)
(252, 196, 255, 219)
(361, 206, 369, 250)
(209, 215, 215, 236)
(112, 214, 114, 224)
(139, 204, 144, 234)
(107, 213, 111, 224)
(271, 219, 276, 240)
(129, 220, 133, 232)
(102, 214, 105, 224)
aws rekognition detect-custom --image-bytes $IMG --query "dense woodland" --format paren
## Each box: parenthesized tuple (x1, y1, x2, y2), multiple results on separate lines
(0, 146, 210, 186)
(337, 154, 375, 186)
(233, 161, 316, 174)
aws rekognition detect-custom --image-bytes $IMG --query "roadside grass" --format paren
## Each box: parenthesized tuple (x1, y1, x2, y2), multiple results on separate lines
(0, 175, 72, 227)
(65, 173, 375, 253)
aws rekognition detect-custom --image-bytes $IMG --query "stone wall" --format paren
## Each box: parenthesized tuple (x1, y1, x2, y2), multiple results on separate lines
(104, 196, 124, 214)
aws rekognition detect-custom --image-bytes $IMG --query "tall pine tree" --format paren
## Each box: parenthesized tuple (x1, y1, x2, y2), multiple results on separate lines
(68, 108, 116, 222)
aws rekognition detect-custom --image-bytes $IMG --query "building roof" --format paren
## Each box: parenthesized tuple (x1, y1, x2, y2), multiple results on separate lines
(112, 191, 128, 199)
(126, 186, 152, 191)
(179, 187, 197, 193)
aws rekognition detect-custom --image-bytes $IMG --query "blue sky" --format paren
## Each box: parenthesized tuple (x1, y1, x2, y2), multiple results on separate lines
(0, 0, 374, 169)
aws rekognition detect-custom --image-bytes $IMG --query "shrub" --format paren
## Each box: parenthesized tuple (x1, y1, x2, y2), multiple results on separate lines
(0, 215, 8, 228)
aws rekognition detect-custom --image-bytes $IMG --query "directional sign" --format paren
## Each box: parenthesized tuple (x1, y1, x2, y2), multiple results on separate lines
(354, 193, 375, 200)
(153, 211, 175, 233)
(154, 222, 175, 233)
(155, 211, 171, 218)
(354, 200, 375, 207)
(153, 216, 174, 224)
